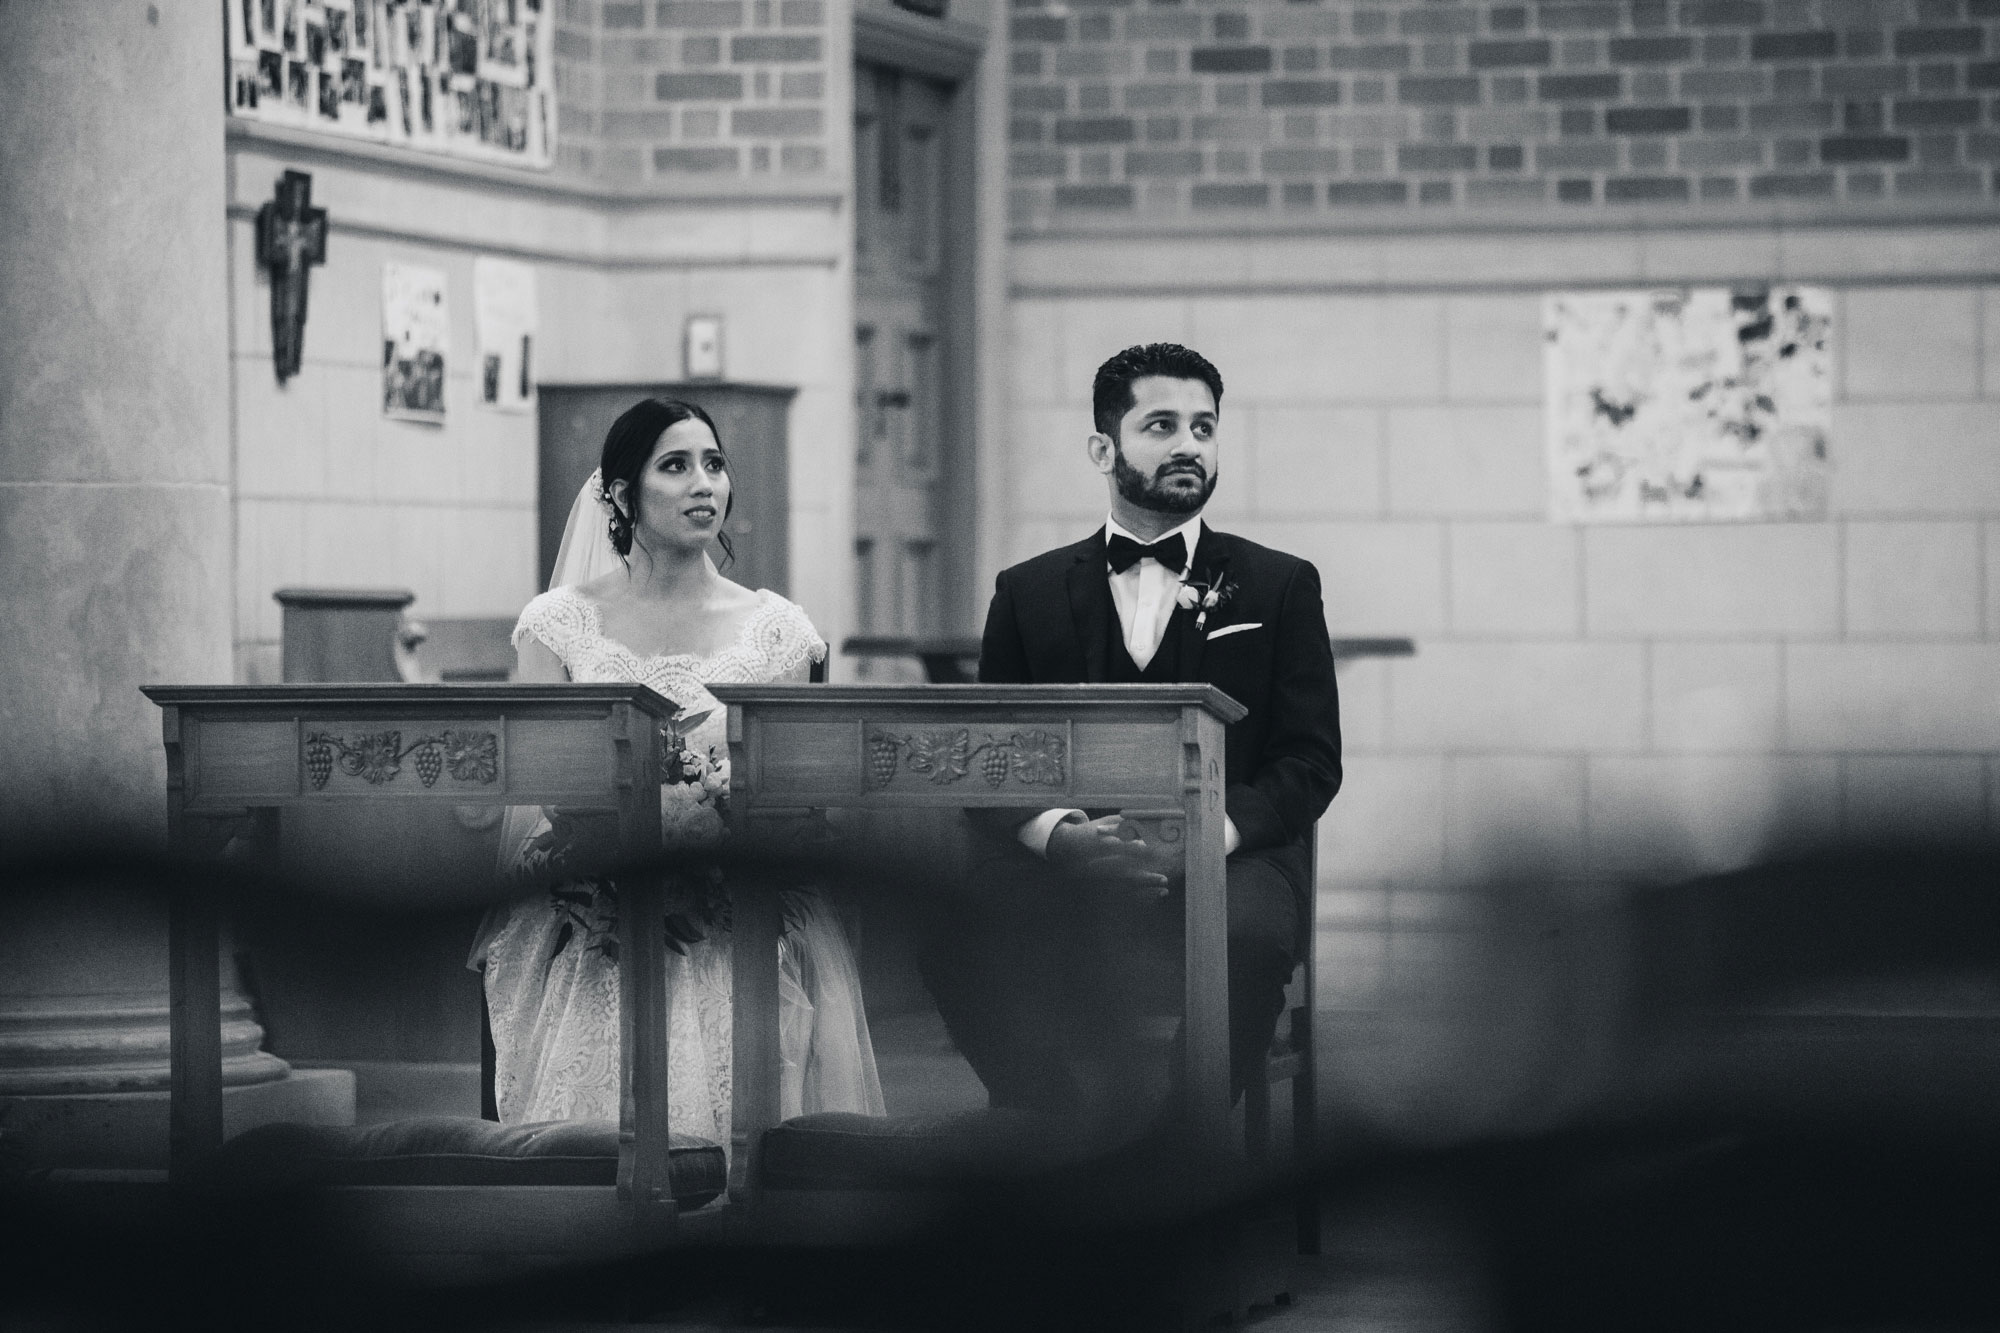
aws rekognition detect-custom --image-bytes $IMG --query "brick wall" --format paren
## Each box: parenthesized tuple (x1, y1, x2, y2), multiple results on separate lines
(553, 0, 833, 182)
(1006, 0, 2000, 225)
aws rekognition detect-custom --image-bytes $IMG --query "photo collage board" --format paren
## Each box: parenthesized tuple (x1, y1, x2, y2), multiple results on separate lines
(226, 0, 555, 170)
(1544, 286, 1833, 524)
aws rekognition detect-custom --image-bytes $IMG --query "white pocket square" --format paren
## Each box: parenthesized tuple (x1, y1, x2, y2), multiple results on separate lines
(1206, 622, 1263, 642)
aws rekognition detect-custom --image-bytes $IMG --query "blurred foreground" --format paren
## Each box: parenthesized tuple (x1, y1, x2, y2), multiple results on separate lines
(2, 841, 1996, 1331)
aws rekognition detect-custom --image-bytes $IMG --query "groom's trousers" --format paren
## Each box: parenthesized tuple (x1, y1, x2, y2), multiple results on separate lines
(916, 832, 1304, 1130)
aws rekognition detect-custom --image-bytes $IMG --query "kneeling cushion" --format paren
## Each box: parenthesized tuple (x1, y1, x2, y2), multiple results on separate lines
(217, 1116, 726, 1207)
(757, 1109, 1078, 1192)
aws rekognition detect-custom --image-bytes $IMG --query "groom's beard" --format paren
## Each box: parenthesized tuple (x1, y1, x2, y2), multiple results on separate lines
(1112, 445, 1217, 516)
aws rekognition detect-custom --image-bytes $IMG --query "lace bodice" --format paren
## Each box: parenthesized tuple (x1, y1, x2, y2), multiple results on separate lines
(513, 584, 828, 846)
(514, 584, 825, 700)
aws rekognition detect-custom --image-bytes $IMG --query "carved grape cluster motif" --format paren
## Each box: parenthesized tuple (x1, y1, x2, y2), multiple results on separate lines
(303, 729, 498, 790)
(864, 729, 1066, 789)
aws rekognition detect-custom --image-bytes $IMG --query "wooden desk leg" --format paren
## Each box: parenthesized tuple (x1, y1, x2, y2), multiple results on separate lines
(166, 805, 269, 1185)
(1181, 711, 1231, 1164)
(615, 703, 675, 1240)
(727, 863, 781, 1207)
(619, 864, 677, 1239)
(612, 704, 676, 1232)
(168, 872, 222, 1185)
(722, 701, 783, 1211)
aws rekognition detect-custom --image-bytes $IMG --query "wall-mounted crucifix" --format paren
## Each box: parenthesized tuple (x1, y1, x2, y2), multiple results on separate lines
(256, 169, 327, 385)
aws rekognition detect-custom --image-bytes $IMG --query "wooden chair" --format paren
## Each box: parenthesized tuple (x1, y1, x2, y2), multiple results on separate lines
(1242, 827, 1321, 1257)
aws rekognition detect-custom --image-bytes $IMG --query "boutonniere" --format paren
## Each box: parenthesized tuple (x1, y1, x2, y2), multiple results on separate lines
(1173, 564, 1238, 635)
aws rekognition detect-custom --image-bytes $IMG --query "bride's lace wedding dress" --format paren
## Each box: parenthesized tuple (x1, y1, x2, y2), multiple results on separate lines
(471, 585, 884, 1140)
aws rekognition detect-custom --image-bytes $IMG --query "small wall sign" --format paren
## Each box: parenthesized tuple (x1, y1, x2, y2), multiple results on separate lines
(684, 315, 724, 381)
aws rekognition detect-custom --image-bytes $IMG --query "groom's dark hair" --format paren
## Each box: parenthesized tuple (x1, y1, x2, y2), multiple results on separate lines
(1091, 343, 1224, 438)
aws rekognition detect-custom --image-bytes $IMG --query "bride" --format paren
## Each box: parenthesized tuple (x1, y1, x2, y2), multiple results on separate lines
(470, 397, 883, 1139)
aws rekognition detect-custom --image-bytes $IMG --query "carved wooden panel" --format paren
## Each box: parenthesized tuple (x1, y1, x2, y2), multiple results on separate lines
(300, 726, 500, 791)
(860, 723, 1071, 793)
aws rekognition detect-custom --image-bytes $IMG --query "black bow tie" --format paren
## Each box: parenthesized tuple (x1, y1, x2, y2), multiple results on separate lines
(1105, 531, 1187, 575)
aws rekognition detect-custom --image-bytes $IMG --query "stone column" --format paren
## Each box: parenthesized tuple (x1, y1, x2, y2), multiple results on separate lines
(0, 1, 233, 849)
(0, 871, 309, 1171)
(0, 4, 351, 1167)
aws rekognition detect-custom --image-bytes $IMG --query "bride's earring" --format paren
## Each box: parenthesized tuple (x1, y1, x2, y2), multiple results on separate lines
(603, 481, 634, 555)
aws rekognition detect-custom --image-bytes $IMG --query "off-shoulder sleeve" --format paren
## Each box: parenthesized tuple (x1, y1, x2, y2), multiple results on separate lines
(755, 595, 828, 679)
(511, 589, 586, 667)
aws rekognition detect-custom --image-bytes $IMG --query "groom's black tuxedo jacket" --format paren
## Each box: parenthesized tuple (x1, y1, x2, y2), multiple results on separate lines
(973, 525, 1343, 897)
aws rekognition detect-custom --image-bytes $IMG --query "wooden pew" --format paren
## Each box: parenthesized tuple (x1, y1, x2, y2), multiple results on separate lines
(142, 682, 699, 1262)
(143, 681, 1254, 1280)
(706, 682, 1247, 1218)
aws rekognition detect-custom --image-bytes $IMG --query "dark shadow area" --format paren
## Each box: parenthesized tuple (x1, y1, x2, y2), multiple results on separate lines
(0, 1175, 1317, 1332)
(4, 845, 1998, 1331)
(1317, 843, 2000, 1333)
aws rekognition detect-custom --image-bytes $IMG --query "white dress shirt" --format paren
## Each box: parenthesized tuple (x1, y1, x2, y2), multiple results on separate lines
(1106, 511, 1205, 671)
(1019, 512, 1241, 858)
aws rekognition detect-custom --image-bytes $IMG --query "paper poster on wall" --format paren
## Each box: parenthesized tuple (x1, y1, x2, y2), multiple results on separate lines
(1544, 287, 1833, 523)
(224, 0, 557, 170)
(383, 261, 449, 424)
(473, 256, 537, 412)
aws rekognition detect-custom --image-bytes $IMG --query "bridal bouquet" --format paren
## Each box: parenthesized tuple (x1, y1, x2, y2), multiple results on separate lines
(661, 704, 729, 847)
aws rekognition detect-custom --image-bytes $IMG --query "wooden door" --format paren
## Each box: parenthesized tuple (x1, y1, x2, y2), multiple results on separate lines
(854, 63, 952, 672)
(537, 383, 794, 596)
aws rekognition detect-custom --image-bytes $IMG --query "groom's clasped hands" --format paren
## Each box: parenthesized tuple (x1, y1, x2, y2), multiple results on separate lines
(1044, 813, 1180, 894)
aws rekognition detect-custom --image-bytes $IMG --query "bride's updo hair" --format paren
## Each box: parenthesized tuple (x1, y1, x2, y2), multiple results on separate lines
(599, 397, 734, 566)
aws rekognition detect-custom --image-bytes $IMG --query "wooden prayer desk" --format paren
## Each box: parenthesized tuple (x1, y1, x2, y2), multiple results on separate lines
(143, 682, 1249, 1245)
(707, 681, 1249, 1199)
(141, 683, 685, 1237)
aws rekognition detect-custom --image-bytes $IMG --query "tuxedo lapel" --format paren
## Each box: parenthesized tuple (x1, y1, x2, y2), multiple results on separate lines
(1067, 529, 1112, 681)
(1173, 526, 1216, 680)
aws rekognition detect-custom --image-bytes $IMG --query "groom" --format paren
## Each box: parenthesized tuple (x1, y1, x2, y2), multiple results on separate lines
(922, 342, 1343, 1130)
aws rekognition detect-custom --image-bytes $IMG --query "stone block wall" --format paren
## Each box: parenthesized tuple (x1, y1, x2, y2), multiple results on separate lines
(1004, 232, 2000, 1131)
(553, 0, 834, 182)
(1005, 0, 2000, 225)
(226, 139, 854, 685)
(1008, 271, 2000, 880)
(228, 152, 539, 684)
